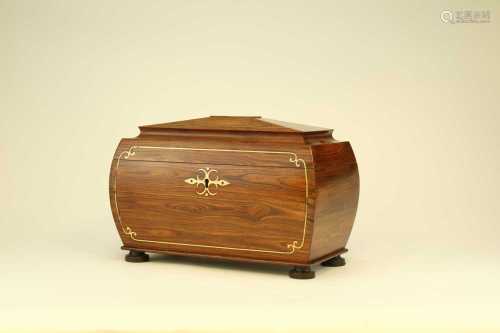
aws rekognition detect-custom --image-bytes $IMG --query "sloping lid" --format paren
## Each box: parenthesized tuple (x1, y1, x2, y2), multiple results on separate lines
(140, 116, 331, 134)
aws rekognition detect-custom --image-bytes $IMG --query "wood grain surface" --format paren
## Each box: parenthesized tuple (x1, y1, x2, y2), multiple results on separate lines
(309, 142, 359, 261)
(109, 117, 359, 266)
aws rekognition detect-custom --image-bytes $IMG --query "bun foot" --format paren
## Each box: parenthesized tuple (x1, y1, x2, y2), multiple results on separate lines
(321, 255, 346, 267)
(125, 250, 149, 263)
(289, 266, 315, 279)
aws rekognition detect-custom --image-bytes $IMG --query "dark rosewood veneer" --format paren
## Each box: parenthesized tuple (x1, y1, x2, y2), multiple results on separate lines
(109, 116, 359, 279)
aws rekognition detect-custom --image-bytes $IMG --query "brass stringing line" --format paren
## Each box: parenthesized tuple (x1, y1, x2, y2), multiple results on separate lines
(114, 145, 309, 254)
(114, 150, 133, 235)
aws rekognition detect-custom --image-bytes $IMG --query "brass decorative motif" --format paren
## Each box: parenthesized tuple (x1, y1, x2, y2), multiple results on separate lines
(113, 146, 309, 255)
(184, 167, 230, 196)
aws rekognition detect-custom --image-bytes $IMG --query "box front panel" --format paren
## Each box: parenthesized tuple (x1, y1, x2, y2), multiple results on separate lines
(110, 147, 311, 262)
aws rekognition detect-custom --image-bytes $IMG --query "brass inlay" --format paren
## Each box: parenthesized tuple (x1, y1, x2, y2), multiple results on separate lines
(113, 146, 309, 255)
(184, 167, 230, 196)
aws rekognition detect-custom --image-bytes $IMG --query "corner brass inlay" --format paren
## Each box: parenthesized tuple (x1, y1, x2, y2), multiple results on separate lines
(184, 167, 230, 196)
(113, 146, 309, 255)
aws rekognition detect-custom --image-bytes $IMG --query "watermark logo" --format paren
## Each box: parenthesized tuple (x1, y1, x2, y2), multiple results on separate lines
(441, 10, 490, 23)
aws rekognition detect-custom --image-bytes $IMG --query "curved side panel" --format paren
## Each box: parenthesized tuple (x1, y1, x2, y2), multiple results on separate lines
(309, 142, 359, 261)
(109, 141, 129, 245)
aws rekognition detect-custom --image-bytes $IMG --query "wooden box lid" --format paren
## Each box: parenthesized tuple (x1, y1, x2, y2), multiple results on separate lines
(139, 116, 332, 135)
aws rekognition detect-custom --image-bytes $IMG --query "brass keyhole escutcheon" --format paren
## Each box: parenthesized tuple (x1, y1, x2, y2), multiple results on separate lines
(184, 167, 230, 196)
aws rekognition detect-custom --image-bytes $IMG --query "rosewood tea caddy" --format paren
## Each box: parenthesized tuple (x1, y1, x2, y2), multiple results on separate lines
(109, 116, 359, 279)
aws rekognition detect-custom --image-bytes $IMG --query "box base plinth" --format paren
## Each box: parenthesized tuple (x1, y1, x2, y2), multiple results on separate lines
(121, 246, 348, 279)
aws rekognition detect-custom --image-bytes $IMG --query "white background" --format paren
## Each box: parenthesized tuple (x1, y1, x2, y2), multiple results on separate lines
(1, 1, 499, 331)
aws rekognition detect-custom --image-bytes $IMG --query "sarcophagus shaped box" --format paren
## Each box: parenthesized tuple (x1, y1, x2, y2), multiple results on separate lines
(109, 116, 359, 279)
